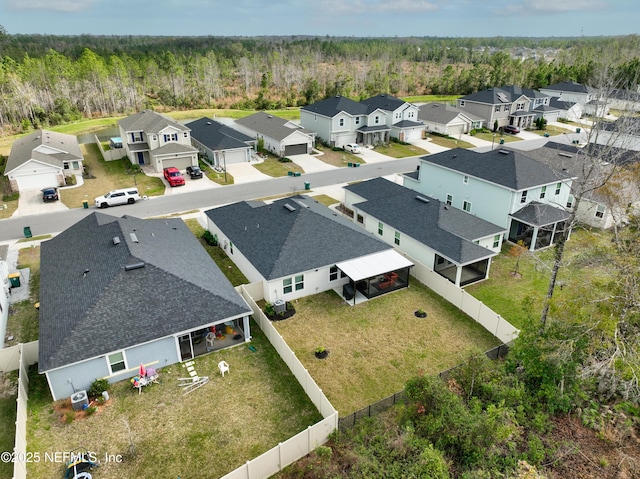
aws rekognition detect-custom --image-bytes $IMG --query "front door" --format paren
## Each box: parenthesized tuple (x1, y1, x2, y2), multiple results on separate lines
(137, 152, 144, 165)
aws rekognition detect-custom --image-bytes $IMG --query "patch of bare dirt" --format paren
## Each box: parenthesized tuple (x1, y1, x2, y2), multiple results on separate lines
(543, 415, 640, 479)
(0, 373, 17, 398)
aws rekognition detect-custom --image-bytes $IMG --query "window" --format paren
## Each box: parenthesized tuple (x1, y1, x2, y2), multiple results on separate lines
(516, 103, 524, 111)
(283, 278, 292, 294)
(395, 112, 401, 119)
(566, 195, 574, 208)
(521, 190, 528, 203)
(555, 182, 562, 195)
(229, 241, 233, 254)
(408, 111, 415, 118)
(64, 163, 70, 170)
(463, 175, 469, 184)
(504, 105, 510, 111)
(108, 351, 126, 374)
(463, 201, 472, 212)
(540, 186, 546, 199)
(446, 194, 453, 206)
(378, 222, 383, 236)
(163, 133, 178, 142)
(357, 214, 364, 224)
(374, 115, 380, 124)
(595, 205, 605, 219)
(183, 132, 188, 138)
(355, 117, 360, 125)
(295, 274, 304, 291)
(339, 118, 344, 127)
(459, 100, 465, 107)
(495, 105, 501, 112)
(72, 161, 79, 169)
(493, 234, 501, 248)
(394, 231, 400, 246)
(330, 266, 338, 281)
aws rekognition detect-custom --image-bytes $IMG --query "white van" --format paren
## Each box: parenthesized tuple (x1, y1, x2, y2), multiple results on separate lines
(94, 188, 141, 208)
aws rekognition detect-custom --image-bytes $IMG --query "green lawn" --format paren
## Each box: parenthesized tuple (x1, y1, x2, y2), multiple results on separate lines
(427, 134, 475, 149)
(373, 142, 429, 158)
(473, 131, 521, 144)
(0, 389, 17, 479)
(530, 125, 575, 136)
(253, 155, 304, 177)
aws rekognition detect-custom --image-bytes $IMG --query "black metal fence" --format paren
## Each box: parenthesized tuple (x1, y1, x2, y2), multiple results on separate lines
(338, 343, 510, 432)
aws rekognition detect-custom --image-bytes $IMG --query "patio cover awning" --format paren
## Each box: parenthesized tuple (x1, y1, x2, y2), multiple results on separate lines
(336, 249, 413, 282)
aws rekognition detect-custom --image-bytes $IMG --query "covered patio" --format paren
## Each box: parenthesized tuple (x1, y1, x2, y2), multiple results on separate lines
(356, 124, 391, 146)
(336, 250, 413, 305)
(178, 317, 250, 361)
(434, 256, 491, 287)
(508, 202, 571, 251)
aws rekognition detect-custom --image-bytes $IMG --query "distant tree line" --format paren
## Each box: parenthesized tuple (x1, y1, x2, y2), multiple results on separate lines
(0, 32, 639, 132)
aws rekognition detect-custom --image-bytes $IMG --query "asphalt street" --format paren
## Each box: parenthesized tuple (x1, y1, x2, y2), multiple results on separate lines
(0, 156, 421, 242)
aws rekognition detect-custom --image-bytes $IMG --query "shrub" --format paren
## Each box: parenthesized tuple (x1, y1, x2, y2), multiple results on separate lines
(278, 157, 292, 163)
(88, 378, 110, 399)
(65, 175, 77, 186)
(264, 303, 275, 316)
(64, 411, 75, 424)
(202, 230, 219, 246)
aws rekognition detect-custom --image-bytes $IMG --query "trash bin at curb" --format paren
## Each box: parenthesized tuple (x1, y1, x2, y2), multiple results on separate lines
(576, 127, 581, 133)
(499, 138, 505, 145)
(23, 226, 32, 238)
(82, 200, 89, 209)
(8, 272, 20, 288)
(304, 181, 311, 191)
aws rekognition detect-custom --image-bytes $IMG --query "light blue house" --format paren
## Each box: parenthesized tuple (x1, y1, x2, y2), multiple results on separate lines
(38, 213, 252, 400)
(403, 148, 576, 251)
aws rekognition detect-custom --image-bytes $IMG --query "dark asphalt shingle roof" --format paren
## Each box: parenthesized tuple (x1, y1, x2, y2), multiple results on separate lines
(549, 97, 578, 110)
(186, 117, 254, 151)
(420, 148, 574, 190)
(38, 213, 251, 372)
(118, 109, 189, 134)
(543, 81, 593, 94)
(205, 196, 391, 280)
(235, 112, 314, 141)
(360, 94, 407, 114)
(345, 178, 503, 265)
(418, 102, 483, 124)
(510, 201, 571, 226)
(5, 129, 83, 174)
(301, 95, 368, 118)
(460, 85, 550, 105)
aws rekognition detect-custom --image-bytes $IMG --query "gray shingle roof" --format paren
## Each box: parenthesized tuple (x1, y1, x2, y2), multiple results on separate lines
(205, 196, 391, 280)
(510, 201, 571, 226)
(152, 141, 198, 156)
(419, 102, 482, 124)
(460, 85, 550, 105)
(118, 109, 190, 134)
(38, 213, 251, 372)
(360, 94, 407, 114)
(301, 95, 368, 118)
(5, 129, 83, 174)
(543, 81, 593, 94)
(235, 112, 314, 141)
(186, 117, 254, 150)
(549, 97, 578, 110)
(420, 148, 574, 190)
(345, 178, 503, 265)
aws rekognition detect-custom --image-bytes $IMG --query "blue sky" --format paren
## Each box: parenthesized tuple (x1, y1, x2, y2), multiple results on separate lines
(0, 0, 637, 37)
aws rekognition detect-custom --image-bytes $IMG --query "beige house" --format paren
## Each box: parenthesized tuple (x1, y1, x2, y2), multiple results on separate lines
(4, 129, 84, 192)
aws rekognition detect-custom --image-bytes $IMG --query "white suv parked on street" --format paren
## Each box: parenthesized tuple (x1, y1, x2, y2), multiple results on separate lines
(94, 188, 141, 208)
(344, 143, 361, 153)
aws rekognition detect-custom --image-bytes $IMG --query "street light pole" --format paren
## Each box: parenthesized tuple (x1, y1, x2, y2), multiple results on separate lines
(223, 152, 227, 183)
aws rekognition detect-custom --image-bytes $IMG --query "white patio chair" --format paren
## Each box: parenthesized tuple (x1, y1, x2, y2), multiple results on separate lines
(218, 360, 230, 377)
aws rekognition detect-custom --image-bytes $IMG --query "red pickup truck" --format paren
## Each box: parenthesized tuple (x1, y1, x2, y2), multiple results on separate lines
(163, 167, 185, 187)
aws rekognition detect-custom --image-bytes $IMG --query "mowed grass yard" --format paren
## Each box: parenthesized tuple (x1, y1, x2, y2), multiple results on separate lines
(26, 325, 322, 479)
(271, 281, 500, 416)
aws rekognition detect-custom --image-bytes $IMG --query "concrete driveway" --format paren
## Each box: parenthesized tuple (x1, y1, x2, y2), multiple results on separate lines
(225, 161, 272, 184)
(290, 153, 338, 173)
(12, 188, 69, 217)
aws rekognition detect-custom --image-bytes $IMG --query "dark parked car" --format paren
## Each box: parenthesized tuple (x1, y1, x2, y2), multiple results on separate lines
(186, 165, 203, 179)
(41, 187, 59, 202)
(503, 125, 521, 134)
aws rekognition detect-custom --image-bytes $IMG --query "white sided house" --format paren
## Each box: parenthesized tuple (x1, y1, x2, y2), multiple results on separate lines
(205, 195, 413, 305)
(404, 148, 576, 251)
(118, 110, 198, 172)
(344, 178, 505, 287)
(4, 129, 84, 192)
(234, 112, 315, 157)
(418, 102, 484, 136)
(186, 117, 255, 167)
(38, 213, 252, 400)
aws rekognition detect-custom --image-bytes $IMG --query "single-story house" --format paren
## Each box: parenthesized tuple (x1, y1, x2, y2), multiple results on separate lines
(4, 129, 84, 192)
(39, 212, 252, 400)
(205, 195, 413, 304)
(344, 178, 505, 287)
(186, 117, 256, 168)
(548, 98, 583, 122)
(234, 112, 316, 157)
(118, 110, 199, 172)
(418, 102, 484, 136)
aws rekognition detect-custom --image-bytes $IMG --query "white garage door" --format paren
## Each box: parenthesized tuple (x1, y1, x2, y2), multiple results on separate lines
(223, 149, 248, 165)
(162, 156, 193, 171)
(447, 124, 466, 137)
(15, 172, 60, 191)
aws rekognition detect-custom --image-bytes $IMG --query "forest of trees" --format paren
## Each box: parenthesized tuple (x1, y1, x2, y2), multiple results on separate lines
(0, 32, 639, 133)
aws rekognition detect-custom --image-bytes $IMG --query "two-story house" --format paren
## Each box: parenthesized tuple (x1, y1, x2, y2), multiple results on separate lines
(403, 148, 576, 251)
(539, 81, 607, 117)
(118, 110, 198, 172)
(456, 86, 559, 131)
(300, 94, 423, 148)
(343, 178, 506, 287)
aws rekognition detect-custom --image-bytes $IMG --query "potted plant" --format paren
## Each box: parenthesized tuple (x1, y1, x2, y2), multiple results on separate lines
(415, 309, 427, 318)
(314, 346, 329, 359)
